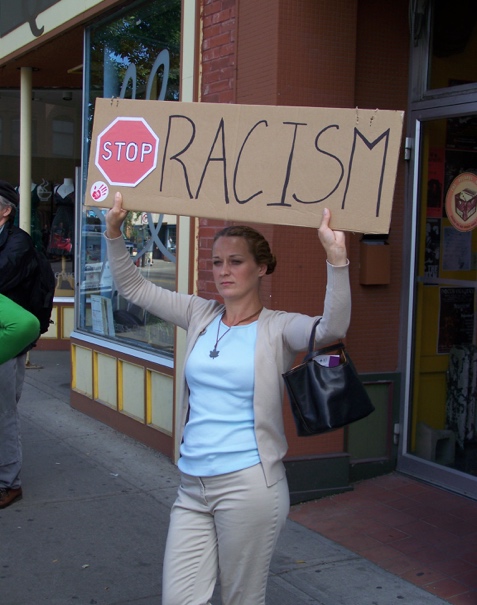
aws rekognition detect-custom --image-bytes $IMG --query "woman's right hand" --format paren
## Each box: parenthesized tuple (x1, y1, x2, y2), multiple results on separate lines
(105, 191, 128, 238)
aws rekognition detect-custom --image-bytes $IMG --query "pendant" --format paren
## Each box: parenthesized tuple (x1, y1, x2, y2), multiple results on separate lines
(209, 347, 219, 359)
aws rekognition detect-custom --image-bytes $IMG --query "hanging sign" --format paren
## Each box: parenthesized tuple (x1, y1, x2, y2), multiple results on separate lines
(86, 98, 404, 233)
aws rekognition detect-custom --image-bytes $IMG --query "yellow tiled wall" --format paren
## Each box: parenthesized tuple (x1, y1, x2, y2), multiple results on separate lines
(72, 344, 174, 435)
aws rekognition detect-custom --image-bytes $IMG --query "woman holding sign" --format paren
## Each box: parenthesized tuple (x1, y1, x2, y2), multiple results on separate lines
(105, 192, 350, 605)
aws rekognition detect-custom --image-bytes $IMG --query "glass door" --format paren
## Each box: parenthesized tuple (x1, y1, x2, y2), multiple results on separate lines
(399, 0, 477, 497)
(400, 107, 477, 497)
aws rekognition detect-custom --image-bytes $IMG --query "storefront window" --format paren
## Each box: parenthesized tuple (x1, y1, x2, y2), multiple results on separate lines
(0, 89, 81, 298)
(79, 0, 181, 358)
(52, 118, 75, 157)
(410, 116, 477, 476)
(428, 0, 477, 91)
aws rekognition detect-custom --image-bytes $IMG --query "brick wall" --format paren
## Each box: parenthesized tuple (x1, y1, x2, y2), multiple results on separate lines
(198, 0, 237, 298)
(348, 0, 409, 372)
(201, 0, 236, 104)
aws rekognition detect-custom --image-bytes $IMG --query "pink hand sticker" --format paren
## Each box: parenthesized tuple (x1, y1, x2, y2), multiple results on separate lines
(90, 181, 109, 203)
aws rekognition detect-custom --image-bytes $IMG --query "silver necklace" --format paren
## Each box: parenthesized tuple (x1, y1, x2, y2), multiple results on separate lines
(209, 308, 262, 359)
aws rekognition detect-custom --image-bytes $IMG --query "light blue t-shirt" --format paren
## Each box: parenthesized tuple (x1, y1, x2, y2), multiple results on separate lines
(179, 314, 261, 476)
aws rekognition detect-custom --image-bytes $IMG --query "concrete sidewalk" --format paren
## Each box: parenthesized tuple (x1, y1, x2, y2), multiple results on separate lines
(1, 350, 449, 605)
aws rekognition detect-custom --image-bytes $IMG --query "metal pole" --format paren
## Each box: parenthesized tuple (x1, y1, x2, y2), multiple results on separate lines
(19, 68, 40, 368)
(19, 67, 32, 234)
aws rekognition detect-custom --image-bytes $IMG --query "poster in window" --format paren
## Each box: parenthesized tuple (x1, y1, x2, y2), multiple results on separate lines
(444, 171, 477, 232)
(424, 218, 440, 279)
(442, 227, 472, 271)
(91, 295, 115, 337)
(438, 287, 474, 354)
(427, 148, 444, 218)
(446, 115, 477, 151)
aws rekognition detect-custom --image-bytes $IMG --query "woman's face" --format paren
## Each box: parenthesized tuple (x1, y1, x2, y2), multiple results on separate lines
(212, 236, 266, 302)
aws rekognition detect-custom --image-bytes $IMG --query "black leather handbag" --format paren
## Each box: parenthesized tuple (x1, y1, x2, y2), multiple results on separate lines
(282, 318, 375, 436)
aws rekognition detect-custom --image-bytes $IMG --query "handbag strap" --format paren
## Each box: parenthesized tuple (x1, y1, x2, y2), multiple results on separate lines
(307, 318, 322, 353)
(304, 317, 345, 362)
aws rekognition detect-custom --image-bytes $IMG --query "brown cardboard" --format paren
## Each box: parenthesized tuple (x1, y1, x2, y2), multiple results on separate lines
(85, 98, 404, 233)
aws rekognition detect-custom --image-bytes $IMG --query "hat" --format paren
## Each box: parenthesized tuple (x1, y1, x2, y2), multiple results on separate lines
(0, 180, 19, 206)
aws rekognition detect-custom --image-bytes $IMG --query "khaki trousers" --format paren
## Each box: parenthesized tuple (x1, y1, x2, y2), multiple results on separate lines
(162, 463, 289, 605)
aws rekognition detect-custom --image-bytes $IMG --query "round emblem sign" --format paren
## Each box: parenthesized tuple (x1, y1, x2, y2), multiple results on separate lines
(445, 172, 477, 232)
(94, 117, 159, 187)
(90, 180, 109, 203)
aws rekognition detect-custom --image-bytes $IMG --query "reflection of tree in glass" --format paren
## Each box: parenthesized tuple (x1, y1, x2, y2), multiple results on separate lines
(89, 0, 181, 102)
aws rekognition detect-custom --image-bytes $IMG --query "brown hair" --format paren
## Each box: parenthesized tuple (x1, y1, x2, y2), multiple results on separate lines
(213, 225, 277, 275)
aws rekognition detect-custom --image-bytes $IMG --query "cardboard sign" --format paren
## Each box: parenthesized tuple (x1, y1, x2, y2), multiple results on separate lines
(85, 98, 404, 233)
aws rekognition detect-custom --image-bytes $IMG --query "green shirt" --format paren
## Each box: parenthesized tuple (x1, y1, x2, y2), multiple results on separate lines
(0, 294, 40, 363)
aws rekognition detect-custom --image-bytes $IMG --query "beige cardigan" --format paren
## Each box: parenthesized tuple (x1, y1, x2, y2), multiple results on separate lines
(105, 235, 351, 486)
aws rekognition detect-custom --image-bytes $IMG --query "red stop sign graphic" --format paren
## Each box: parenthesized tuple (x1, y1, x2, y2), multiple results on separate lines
(95, 117, 159, 187)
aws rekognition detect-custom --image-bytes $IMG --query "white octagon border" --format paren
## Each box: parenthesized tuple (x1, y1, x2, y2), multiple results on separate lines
(94, 116, 160, 187)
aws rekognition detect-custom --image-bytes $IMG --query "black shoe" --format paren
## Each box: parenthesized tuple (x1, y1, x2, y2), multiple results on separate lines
(0, 487, 23, 509)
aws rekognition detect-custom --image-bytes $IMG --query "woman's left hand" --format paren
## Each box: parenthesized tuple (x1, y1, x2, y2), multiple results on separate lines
(318, 208, 348, 266)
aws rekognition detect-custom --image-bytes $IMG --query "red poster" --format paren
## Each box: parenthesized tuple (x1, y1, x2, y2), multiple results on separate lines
(427, 148, 445, 218)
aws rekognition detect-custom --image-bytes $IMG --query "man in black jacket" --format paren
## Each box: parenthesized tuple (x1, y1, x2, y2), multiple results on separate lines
(0, 180, 40, 509)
